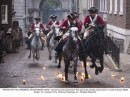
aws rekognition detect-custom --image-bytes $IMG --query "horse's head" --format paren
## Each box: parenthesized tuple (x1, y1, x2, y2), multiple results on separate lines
(35, 27, 41, 37)
(94, 24, 104, 32)
(69, 27, 78, 42)
(54, 27, 60, 37)
(92, 24, 104, 47)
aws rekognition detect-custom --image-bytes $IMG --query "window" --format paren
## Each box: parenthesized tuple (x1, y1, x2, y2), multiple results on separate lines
(109, 0, 112, 14)
(88, 0, 90, 9)
(100, 0, 103, 12)
(89, 0, 91, 8)
(119, 0, 123, 15)
(101, 0, 105, 12)
(105, 0, 107, 12)
(87, 0, 89, 9)
(90, 0, 94, 8)
(92, 0, 94, 7)
(100, 0, 101, 12)
(1, 5, 8, 24)
(114, 0, 117, 14)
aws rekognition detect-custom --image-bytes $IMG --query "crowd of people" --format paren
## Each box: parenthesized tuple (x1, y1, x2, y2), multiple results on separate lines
(0, 26, 23, 63)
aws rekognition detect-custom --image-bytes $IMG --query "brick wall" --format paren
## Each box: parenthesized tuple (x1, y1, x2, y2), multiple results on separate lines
(126, 0, 130, 29)
(107, 0, 126, 29)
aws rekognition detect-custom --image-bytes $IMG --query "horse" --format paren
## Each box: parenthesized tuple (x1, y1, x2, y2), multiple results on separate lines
(28, 27, 42, 63)
(47, 26, 61, 61)
(84, 24, 105, 75)
(62, 27, 88, 83)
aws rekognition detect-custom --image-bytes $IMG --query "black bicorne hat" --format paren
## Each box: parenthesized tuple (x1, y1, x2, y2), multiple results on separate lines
(67, 14, 74, 20)
(34, 16, 41, 20)
(88, 7, 98, 13)
(50, 15, 57, 19)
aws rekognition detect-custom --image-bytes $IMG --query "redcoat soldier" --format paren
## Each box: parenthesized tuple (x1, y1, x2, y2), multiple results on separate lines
(46, 15, 60, 38)
(27, 17, 45, 49)
(84, 7, 108, 54)
(83, 7, 105, 39)
(46, 15, 60, 28)
(73, 12, 83, 34)
(60, 14, 75, 29)
(55, 13, 85, 58)
(31, 17, 45, 32)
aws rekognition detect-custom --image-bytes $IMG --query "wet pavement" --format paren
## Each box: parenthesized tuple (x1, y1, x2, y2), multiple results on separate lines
(0, 46, 129, 88)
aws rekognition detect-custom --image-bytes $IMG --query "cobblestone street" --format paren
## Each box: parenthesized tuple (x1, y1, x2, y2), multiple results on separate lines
(0, 46, 129, 88)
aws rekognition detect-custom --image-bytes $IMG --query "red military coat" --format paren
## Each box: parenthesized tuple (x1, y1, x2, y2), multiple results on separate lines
(60, 19, 70, 29)
(77, 20, 83, 33)
(84, 15, 105, 28)
(60, 19, 81, 32)
(31, 22, 45, 31)
(46, 20, 60, 27)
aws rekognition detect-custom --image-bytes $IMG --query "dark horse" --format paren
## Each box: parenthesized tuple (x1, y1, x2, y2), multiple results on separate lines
(85, 24, 105, 75)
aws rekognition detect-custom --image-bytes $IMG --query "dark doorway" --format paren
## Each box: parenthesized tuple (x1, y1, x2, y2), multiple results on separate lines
(39, 0, 62, 24)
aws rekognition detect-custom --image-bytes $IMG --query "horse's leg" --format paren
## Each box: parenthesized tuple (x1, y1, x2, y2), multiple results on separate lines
(47, 45, 52, 60)
(64, 59, 69, 82)
(0, 57, 1, 63)
(98, 55, 104, 73)
(28, 47, 31, 58)
(90, 53, 97, 69)
(49, 48, 52, 60)
(83, 57, 89, 79)
(73, 58, 78, 83)
(92, 59, 99, 75)
(55, 52, 57, 63)
(1, 56, 4, 63)
(32, 49, 35, 63)
(57, 53, 62, 68)
(36, 49, 39, 60)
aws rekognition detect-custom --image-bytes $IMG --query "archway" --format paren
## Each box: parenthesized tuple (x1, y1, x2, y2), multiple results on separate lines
(39, 0, 62, 24)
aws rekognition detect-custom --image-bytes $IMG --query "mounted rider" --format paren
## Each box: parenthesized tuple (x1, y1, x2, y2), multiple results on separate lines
(27, 17, 45, 49)
(55, 13, 85, 59)
(84, 7, 108, 54)
(31, 17, 45, 33)
(46, 15, 60, 34)
(73, 11, 83, 35)
(46, 15, 60, 29)
(84, 7, 105, 39)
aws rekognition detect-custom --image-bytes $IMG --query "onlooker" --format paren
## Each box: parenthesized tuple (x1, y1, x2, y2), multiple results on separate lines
(0, 27, 5, 63)
(12, 28, 20, 53)
(5, 28, 12, 53)
(19, 27, 23, 46)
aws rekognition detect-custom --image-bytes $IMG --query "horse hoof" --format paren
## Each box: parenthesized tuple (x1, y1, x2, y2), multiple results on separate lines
(95, 69, 99, 75)
(98, 67, 104, 73)
(57, 65, 61, 68)
(49, 56, 52, 60)
(74, 80, 78, 83)
(28, 56, 31, 59)
(90, 64, 95, 69)
(69, 65, 73, 68)
(36, 57, 39, 60)
(85, 75, 89, 79)
(64, 80, 69, 84)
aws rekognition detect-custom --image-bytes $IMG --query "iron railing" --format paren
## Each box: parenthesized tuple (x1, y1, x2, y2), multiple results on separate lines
(107, 36, 120, 69)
